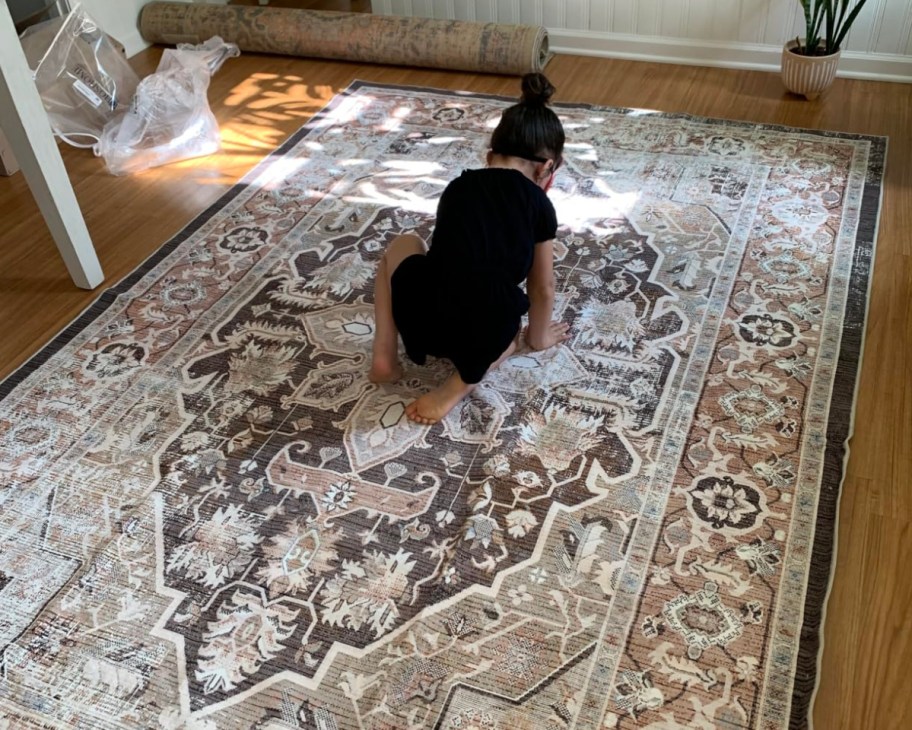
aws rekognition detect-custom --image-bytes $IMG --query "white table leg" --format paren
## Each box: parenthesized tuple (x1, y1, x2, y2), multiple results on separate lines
(0, 2, 104, 290)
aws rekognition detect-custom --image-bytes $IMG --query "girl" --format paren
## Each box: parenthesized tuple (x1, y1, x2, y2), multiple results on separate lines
(369, 73, 569, 425)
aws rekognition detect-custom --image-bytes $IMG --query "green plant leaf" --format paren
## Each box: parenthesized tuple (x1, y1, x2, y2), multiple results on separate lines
(833, 0, 873, 53)
(794, 0, 871, 55)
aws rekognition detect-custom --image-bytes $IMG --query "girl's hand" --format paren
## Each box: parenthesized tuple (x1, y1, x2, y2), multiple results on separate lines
(528, 321, 570, 351)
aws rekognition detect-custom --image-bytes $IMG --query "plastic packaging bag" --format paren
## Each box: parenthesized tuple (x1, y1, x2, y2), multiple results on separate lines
(95, 37, 239, 176)
(25, 4, 139, 148)
(19, 18, 66, 71)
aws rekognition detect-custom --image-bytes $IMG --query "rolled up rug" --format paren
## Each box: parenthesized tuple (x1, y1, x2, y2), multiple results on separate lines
(139, 2, 551, 76)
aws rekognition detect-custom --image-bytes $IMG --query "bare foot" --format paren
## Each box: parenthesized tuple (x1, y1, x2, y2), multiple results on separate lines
(368, 357, 402, 384)
(406, 374, 475, 425)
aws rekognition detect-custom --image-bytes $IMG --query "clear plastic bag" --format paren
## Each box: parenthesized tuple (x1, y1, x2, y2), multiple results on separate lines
(19, 18, 66, 71)
(25, 4, 139, 148)
(94, 37, 240, 176)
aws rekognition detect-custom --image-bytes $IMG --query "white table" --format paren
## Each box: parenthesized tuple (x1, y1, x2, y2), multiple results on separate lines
(0, 1, 103, 290)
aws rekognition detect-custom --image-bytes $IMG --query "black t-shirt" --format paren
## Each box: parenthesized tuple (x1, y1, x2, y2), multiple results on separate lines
(426, 167, 558, 286)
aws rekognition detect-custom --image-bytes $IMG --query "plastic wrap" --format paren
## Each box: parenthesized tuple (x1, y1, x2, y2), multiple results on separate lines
(95, 37, 239, 175)
(24, 4, 139, 147)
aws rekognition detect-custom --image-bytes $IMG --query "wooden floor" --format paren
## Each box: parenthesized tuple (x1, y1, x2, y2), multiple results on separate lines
(1, 32, 910, 730)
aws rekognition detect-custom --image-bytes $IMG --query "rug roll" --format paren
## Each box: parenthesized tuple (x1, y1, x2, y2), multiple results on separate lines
(139, 2, 551, 75)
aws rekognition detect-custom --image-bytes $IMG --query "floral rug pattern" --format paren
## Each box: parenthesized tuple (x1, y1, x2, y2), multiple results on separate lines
(0, 83, 884, 730)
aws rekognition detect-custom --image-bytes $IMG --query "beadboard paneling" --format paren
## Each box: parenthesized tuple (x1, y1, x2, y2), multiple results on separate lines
(373, 0, 912, 81)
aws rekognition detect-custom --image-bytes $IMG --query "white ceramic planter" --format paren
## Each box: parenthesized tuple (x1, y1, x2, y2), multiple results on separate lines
(780, 39, 841, 100)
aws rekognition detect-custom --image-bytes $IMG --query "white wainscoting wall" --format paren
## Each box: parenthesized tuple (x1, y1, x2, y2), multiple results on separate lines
(373, 0, 912, 81)
(79, 0, 231, 57)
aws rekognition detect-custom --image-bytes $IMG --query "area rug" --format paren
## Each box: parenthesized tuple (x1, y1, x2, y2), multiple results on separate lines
(0, 82, 885, 730)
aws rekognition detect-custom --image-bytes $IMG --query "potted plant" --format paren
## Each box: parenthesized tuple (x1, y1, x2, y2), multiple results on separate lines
(781, 0, 872, 100)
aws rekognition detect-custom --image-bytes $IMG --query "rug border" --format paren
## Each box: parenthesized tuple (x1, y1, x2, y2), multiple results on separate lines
(339, 79, 890, 145)
(0, 80, 888, 730)
(797, 138, 887, 730)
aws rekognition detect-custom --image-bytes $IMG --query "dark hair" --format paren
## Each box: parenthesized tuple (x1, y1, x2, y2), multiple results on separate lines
(490, 73, 565, 165)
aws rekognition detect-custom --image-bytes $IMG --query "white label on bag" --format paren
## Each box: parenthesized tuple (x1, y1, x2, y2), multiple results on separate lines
(73, 79, 103, 108)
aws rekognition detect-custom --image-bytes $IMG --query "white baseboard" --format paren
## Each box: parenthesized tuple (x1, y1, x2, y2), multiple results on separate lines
(549, 30, 912, 84)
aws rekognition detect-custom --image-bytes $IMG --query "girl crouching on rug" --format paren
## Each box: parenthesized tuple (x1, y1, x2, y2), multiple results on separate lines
(369, 72, 569, 424)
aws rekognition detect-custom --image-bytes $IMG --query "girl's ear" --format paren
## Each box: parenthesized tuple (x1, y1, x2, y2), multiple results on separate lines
(533, 160, 557, 192)
(543, 171, 556, 193)
(486, 150, 494, 166)
(534, 160, 554, 185)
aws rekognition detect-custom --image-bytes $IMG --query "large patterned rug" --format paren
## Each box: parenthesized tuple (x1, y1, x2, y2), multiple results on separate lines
(0, 83, 884, 730)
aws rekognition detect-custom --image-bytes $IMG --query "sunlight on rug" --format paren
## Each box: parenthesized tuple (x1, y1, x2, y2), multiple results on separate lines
(0, 82, 885, 730)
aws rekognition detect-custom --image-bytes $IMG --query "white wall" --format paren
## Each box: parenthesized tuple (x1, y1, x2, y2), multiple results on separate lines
(78, 0, 154, 57)
(79, 0, 230, 58)
(374, 0, 912, 82)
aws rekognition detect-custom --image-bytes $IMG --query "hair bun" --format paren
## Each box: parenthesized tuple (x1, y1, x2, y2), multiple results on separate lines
(520, 73, 555, 107)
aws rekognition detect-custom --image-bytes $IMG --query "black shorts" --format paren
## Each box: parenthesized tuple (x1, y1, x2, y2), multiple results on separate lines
(390, 254, 524, 385)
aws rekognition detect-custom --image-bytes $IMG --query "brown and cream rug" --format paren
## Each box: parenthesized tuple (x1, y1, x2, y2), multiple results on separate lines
(0, 83, 885, 730)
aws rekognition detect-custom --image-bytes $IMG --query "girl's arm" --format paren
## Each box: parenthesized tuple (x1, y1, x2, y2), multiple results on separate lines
(526, 239, 569, 350)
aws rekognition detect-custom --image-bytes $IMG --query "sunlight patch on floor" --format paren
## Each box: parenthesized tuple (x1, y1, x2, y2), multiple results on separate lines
(258, 157, 312, 190)
(344, 181, 439, 216)
(552, 182, 640, 235)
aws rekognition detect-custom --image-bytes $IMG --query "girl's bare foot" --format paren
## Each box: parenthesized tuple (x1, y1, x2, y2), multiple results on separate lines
(368, 356, 402, 384)
(406, 373, 475, 425)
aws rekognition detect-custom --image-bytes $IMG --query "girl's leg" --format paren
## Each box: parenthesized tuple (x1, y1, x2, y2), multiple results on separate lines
(406, 335, 519, 425)
(369, 234, 427, 383)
